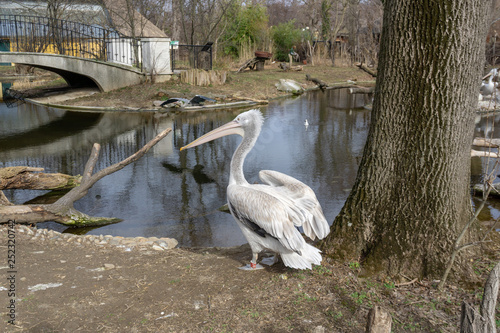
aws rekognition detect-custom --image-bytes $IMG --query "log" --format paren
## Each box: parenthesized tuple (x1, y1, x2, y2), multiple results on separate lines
(348, 87, 375, 94)
(356, 62, 377, 77)
(0, 166, 81, 190)
(473, 138, 500, 148)
(460, 260, 500, 333)
(237, 58, 260, 73)
(366, 306, 392, 333)
(0, 128, 172, 227)
(472, 183, 500, 197)
(305, 74, 328, 91)
(279, 62, 289, 71)
(471, 150, 499, 158)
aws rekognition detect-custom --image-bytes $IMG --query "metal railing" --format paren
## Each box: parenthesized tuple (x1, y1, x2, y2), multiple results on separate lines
(171, 43, 213, 71)
(0, 15, 142, 69)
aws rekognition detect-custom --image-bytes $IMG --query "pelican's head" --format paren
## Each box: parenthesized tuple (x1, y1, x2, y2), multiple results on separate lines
(180, 109, 264, 151)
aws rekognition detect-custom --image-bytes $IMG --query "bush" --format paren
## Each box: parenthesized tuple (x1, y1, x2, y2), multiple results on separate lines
(220, 3, 269, 59)
(271, 20, 302, 62)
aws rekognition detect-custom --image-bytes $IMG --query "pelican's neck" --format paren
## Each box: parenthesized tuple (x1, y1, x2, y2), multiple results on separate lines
(229, 131, 259, 185)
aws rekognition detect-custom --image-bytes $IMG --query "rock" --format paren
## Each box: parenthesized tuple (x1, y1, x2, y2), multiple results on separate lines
(108, 238, 121, 246)
(153, 100, 164, 107)
(152, 245, 164, 251)
(104, 264, 115, 269)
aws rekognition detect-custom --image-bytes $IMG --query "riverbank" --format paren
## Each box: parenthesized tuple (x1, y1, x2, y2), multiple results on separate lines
(4, 64, 375, 111)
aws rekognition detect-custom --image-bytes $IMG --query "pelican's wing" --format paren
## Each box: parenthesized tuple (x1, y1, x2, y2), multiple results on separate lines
(160, 98, 180, 106)
(227, 184, 306, 253)
(259, 170, 330, 240)
(189, 95, 216, 105)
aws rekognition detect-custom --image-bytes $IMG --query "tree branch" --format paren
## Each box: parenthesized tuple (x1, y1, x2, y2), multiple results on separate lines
(1, 128, 172, 227)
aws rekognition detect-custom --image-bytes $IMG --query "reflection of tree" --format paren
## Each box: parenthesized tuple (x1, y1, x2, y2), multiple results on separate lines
(312, 89, 369, 199)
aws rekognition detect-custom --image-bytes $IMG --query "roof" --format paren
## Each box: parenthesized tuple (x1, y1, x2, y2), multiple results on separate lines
(101, 0, 167, 37)
(0, 0, 166, 38)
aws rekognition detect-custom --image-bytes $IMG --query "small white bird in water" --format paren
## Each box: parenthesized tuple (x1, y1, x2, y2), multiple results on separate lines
(304, 119, 309, 127)
(181, 110, 330, 270)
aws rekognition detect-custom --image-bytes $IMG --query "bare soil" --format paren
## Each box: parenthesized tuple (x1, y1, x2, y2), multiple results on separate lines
(1, 64, 499, 332)
(1, 225, 499, 333)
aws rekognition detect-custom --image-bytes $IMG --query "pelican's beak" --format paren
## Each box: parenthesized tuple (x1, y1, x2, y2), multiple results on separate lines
(180, 120, 243, 151)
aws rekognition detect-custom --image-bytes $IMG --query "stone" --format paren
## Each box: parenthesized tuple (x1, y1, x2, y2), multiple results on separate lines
(104, 264, 115, 269)
(108, 238, 121, 246)
(152, 245, 164, 251)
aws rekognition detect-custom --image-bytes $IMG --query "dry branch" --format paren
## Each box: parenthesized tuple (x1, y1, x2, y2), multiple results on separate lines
(305, 74, 328, 91)
(0, 128, 172, 227)
(356, 62, 377, 77)
(0, 166, 81, 190)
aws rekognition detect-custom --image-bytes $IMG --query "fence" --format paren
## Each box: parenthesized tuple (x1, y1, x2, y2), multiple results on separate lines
(171, 43, 212, 71)
(0, 15, 142, 69)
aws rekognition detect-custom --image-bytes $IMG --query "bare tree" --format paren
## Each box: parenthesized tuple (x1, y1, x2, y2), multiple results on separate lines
(320, 0, 494, 278)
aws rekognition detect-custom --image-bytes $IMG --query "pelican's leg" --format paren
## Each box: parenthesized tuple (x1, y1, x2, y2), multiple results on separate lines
(251, 252, 259, 268)
(238, 252, 264, 270)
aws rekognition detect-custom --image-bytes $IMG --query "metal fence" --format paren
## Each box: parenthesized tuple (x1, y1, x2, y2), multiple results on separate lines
(171, 43, 212, 71)
(0, 15, 142, 69)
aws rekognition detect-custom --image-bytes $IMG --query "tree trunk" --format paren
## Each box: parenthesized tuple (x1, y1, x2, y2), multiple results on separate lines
(320, 0, 493, 278)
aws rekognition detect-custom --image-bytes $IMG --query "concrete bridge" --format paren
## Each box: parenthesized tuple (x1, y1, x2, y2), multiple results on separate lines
(0, 52, 147, 92)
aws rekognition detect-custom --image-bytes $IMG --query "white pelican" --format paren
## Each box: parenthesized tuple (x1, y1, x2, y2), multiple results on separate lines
(180, 110, 330, 270)
(480, 68, 498, 97)
(161, 95, 216, 108)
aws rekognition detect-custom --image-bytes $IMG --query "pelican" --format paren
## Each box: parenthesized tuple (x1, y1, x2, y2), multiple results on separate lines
(161, 95, 216, 108)
(180, 110, 330, 270)
(480, 68, 498, 97)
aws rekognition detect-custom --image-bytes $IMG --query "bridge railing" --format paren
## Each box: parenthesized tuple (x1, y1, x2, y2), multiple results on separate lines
(0, 15, 142, 70)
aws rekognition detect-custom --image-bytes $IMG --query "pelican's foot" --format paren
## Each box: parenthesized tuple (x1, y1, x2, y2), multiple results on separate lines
(238, 263, 265, 270)
(260, 256, 278, 266)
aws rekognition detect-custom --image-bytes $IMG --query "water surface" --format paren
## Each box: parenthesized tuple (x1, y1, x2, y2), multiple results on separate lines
(0, 89, 372, 246)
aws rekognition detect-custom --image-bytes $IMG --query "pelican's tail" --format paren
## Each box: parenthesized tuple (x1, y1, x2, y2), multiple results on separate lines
(280, 243, 322, 270)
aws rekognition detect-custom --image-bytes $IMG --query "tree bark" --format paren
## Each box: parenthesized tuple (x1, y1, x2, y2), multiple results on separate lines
(0, 129, 171, 227)
(0, 166, 81, 190)
(320, 0, 494, 278)
(460, 260, 500, 332)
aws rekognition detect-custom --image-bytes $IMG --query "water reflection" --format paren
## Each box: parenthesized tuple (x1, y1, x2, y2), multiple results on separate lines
(0, 89, 371, 247)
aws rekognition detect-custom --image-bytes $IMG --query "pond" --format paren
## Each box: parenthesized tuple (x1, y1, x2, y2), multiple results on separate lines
(1, 89, 498, 246)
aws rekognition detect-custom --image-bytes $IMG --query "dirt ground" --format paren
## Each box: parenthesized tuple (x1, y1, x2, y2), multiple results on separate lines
(1, 224, 498, 333)
(1, 64, 499, 332)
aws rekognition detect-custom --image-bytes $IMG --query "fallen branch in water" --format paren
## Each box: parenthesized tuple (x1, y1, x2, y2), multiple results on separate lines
(0, 128, 172, 227)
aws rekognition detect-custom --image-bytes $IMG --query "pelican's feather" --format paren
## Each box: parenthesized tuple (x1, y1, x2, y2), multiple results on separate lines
(258, 170, 330, 240)
(227, 184, 306, 253)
